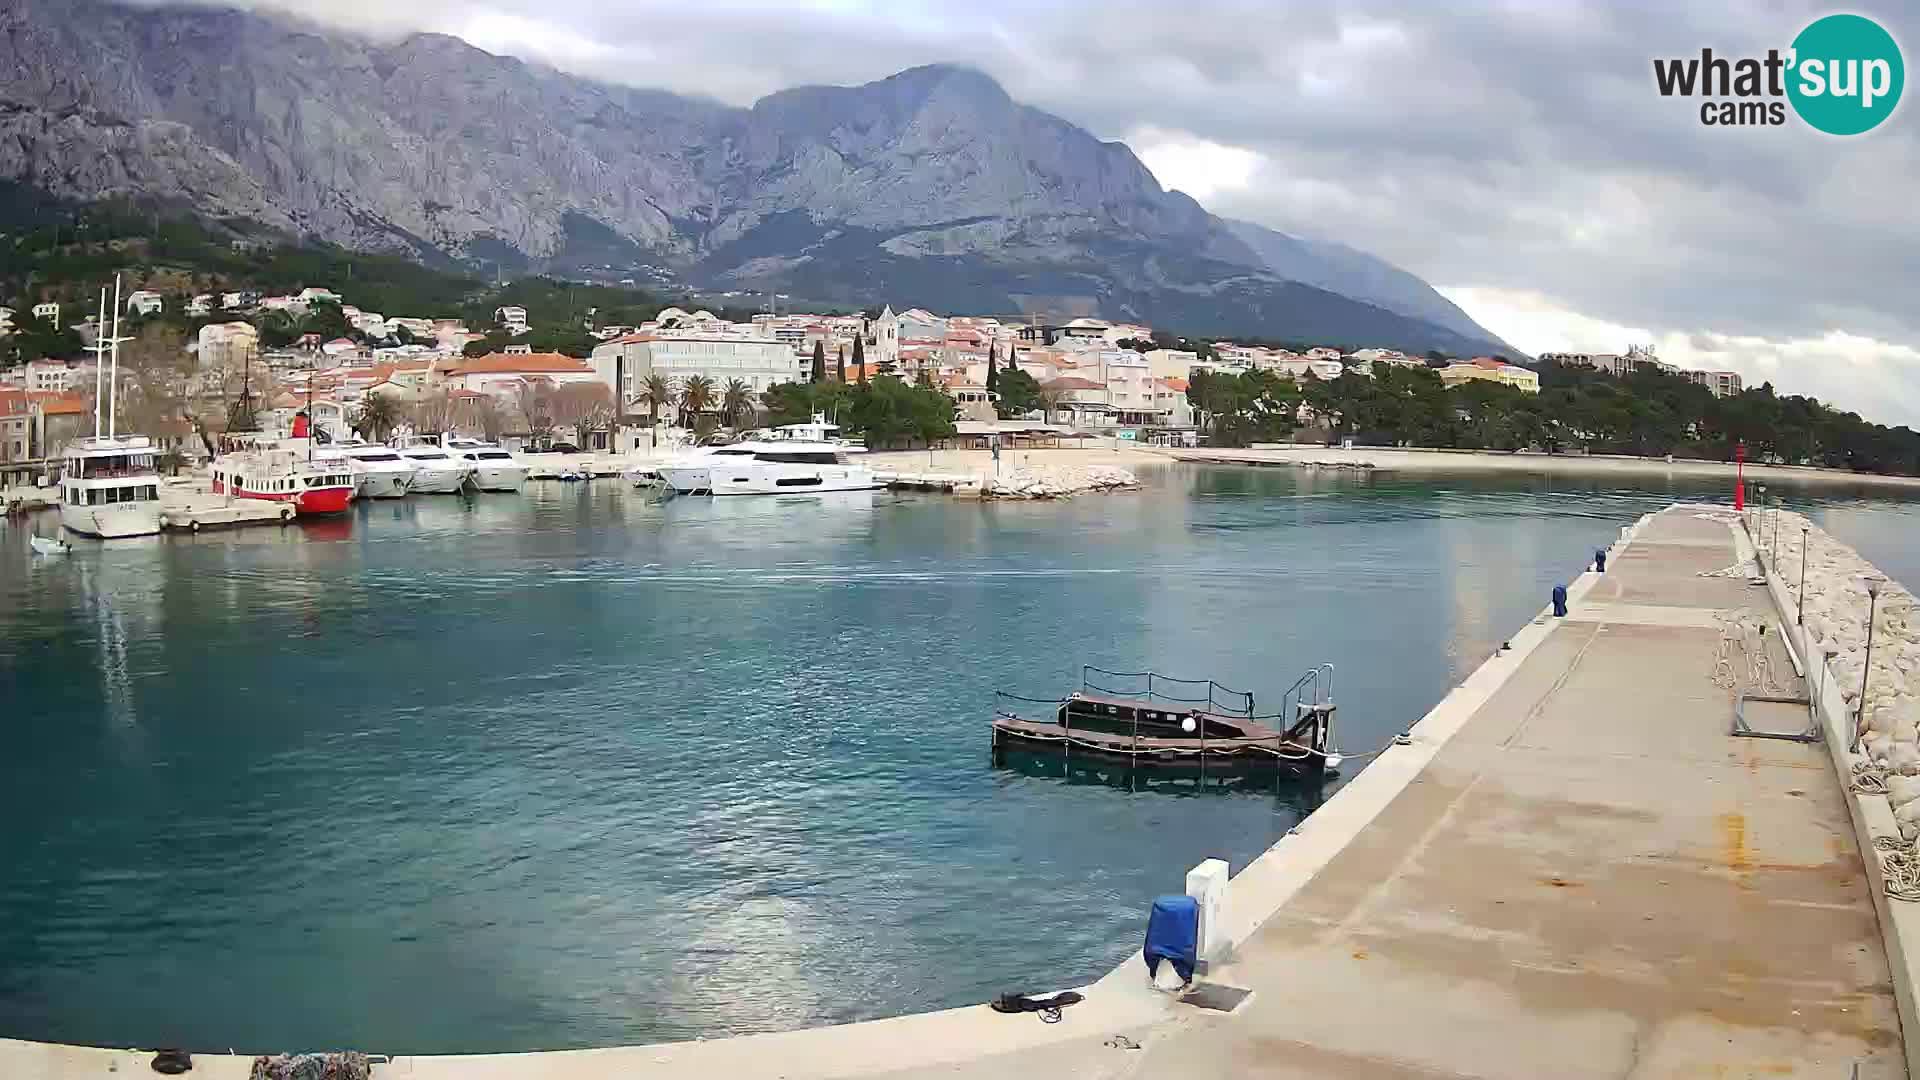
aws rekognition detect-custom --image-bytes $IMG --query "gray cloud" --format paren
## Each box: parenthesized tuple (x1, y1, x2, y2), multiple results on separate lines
(169, 0, 1920, 417)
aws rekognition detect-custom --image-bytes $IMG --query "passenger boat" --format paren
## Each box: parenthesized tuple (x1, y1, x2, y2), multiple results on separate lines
(991, 665, 1339, 779)
(61, 435, 163, 538)
(60, 280, 162, 539)
(334, 439, 416, 499)
(210, 437, 355, 515)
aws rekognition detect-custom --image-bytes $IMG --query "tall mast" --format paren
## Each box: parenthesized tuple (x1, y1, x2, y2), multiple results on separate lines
(108, 275, 122, 438)
(89, 287, 108, 438)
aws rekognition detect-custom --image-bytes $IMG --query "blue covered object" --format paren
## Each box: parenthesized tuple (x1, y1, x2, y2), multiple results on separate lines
(1143, 894, 1198, 984)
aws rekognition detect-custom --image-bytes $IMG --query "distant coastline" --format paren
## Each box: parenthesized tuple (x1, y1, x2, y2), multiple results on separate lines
(1165, 444, 1920, 490)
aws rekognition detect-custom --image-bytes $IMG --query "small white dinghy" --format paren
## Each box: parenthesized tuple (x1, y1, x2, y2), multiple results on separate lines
(30, 535, 73, 556)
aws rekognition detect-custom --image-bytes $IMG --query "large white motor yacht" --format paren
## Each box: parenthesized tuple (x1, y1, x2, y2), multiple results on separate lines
(390, 435, 472, 493)
(443, 436, 529, 492)
(333, 439, 416, 499)
(657, 439, 880, 496)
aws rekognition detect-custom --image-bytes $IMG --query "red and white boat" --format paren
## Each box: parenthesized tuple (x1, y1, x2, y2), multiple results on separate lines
(210, 436, 356, 515)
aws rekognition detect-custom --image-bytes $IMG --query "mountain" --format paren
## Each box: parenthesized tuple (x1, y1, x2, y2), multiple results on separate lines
(0, 0, 1516, 356)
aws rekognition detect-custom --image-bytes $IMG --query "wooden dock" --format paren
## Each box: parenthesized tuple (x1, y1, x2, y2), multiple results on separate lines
(157, 488, 294, 531)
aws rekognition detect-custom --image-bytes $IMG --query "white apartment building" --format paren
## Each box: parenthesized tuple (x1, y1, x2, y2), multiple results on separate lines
(32, 302, 59, 324)
(590, 332, 803, 408)
(1143, 348, 1198, 381)
(126, 290, 164, 317)
(494, 306, 530, 336)
(197, 322, 260, 375)
(1687, 369, 1745, 398)
(20, 359, 77, 392)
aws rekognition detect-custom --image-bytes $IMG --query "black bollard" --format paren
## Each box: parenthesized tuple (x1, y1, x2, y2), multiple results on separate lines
(1594, 549, 1607, 573)
(1552, 584, 1568, 617)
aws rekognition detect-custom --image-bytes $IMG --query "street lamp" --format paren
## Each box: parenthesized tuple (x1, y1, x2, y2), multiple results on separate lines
(1797, 526, 1809, 626)
(1858, 575, 1886, 750)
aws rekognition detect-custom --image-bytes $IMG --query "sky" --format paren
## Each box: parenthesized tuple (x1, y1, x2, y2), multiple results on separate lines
(196, 0, 1920, 426)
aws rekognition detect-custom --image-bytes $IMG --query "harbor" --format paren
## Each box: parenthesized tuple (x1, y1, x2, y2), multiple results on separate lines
(6, 488, 1917, 1076)
(11, 468, 1920, 1068)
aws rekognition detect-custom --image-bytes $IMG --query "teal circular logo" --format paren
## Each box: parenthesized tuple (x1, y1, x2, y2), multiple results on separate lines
(1788, 14, 1904, 135)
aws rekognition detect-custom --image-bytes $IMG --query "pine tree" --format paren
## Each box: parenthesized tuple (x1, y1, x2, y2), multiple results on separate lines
(986, 344, 999, 392)
(810, 340, 826, 384)
(836, 345, 847, 383)
(853, 334, 867, 385)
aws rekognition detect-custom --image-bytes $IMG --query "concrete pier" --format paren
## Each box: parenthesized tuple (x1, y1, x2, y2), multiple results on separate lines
(4, 504, 1909, 1078)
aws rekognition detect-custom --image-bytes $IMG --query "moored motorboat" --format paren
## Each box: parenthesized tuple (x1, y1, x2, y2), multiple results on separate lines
(30, 534, 72, 556)
(334, 439, 415, 499)
(390, 436, 473, 493)
(443, 436, 529, 492)
(657, 418, 879, 496)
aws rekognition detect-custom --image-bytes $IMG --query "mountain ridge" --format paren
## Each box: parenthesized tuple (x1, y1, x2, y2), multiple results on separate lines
(0, 1, 1516, 355)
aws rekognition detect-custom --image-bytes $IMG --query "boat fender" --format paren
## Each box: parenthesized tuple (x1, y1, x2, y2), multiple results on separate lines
(150, 1047, 192, 1073)
(280, 505, 295, 523)
(190, 519, 200, 533)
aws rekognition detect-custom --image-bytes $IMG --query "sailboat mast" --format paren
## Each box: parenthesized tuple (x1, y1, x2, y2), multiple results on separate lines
(91, 287, 106, 438)
(108, 275, 122, 439)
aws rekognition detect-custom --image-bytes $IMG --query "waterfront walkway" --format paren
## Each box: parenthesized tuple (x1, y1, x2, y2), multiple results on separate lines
(1111, 506, 1903, 1078)
(4, 506, 1904, 1078)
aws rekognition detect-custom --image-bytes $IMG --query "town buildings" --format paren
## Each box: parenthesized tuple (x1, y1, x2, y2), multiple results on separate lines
(1438, 357, 1541, 393)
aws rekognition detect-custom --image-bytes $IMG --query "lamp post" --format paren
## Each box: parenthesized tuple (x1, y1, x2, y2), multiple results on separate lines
(1797, 526, 1808, 626)
(1858, 575, 1886, 750)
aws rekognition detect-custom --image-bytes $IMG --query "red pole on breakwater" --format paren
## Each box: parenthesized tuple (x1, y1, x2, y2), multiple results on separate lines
(1734, 441, 1746, 511)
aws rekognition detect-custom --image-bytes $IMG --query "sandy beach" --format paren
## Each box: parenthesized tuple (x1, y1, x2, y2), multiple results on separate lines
(1165, 444, 1920, 490)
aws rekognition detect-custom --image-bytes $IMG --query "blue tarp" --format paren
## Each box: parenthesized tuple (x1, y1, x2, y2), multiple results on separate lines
(1143, 894, 1198, 984)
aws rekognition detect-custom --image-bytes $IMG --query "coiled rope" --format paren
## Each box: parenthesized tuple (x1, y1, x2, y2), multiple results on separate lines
(1874, 835, 1920, 902)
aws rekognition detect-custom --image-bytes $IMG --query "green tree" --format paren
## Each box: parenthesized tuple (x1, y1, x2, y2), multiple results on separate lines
(995, 369, 1041, 418)
(353, 392, 406, 442)
(835, 345, 847, 383)
(679, 374, 715, 427)
(810, 340, 826, 384)
(721, 378, 754, 429)
(843, 376, 954, 447)
(852, 334, 867, 384)
(636, 373, 674, 448)
(985, 344, 999, 392)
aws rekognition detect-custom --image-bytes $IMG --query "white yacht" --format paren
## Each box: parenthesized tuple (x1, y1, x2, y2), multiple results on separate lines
(61, 435, 163, 538)
(657, 439, 881, 496)
(59, 279, 162, 538)
(443, 436, 529, 493)
(333, 438, 415, 499)
(389, 435, 472, 493)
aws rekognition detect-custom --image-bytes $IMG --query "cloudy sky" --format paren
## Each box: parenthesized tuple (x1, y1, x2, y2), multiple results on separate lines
(211, 0, 1920, 425)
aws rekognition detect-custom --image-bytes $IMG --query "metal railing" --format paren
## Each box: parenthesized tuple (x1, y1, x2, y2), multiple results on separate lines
(1080, 666, 1255, 716)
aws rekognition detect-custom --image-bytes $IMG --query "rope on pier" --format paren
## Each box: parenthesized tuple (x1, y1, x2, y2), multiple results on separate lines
(1852, 760, 1891, 795)
(1873, 835, 1920, 903)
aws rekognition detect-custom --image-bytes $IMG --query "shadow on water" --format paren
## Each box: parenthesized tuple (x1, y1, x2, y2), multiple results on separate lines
(991, 747, 1331, 811)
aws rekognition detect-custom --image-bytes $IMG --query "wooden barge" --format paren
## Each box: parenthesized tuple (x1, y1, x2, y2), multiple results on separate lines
(990, 666, 1338, 780)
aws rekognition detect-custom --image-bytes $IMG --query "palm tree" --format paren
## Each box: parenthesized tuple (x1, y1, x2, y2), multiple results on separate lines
(679, 374, 716, 427)
(636, 373, 674, 448)
(721, 378, 753, 430)
(354, 392, 405, 442)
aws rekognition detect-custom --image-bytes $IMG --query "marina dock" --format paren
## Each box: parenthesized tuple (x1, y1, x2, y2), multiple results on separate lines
(5, 503, 1912, 1078)
(156, 486, 294, 531)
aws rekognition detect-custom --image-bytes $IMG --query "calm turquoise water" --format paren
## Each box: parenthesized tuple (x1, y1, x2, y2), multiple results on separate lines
(2, 464, 1916, 1054)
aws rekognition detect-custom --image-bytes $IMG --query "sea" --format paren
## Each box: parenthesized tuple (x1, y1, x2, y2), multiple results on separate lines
(3, 463, 1916, 1053)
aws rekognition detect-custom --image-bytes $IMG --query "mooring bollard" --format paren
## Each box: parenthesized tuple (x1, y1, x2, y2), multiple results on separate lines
(1593, 549, 1607, 573)
(1552, 584, 1568, 617)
